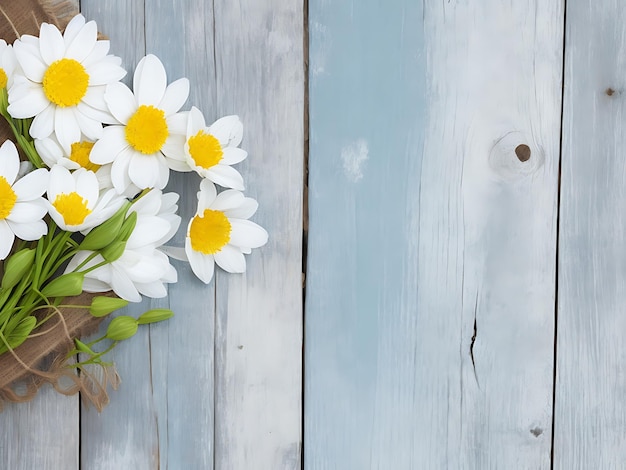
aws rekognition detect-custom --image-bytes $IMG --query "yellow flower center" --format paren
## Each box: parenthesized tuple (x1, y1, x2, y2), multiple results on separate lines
(69, 141, 100, 171)
(0, 69, 7, 89)
(0, 176, 16, 219)
(53, 192, 91, 226)
(189, 209, 231, 255)
(188, 131, 223, 169)
(42, 59, 89, 107)
(125, 105, 169, 154)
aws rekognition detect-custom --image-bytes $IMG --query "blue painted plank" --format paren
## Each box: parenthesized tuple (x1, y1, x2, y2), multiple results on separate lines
(306, 1, 563, 468)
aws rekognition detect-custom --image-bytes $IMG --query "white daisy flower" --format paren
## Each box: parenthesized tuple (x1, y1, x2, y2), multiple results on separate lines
(0, 40, 18, 90)
(66, 188, 180, 302)
(46, 165, 125, 232)
(7, 14, 126, 153)
(35, 135, 113, 190)
(185, 107, 247, 189)
(0, 141, 49, 259)
(185, 179, 268, 284)
(90, 54, 190, 194)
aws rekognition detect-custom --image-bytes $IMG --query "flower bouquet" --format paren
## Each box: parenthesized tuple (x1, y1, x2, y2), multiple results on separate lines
(0, 10, 267, 409)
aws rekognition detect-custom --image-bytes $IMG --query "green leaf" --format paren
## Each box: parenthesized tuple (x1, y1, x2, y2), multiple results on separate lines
(137, 308, 174, 325)
(100, 241, 127, 263)
(89, 296, 129, 317)
(5, 316, 37, 349)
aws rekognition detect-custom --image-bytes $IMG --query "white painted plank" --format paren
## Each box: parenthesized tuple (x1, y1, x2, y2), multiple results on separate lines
(0, 2, 80, 470)
(306, 1, 562, 468)
(554, 1, 626, 467)
(144, 0, 217, 467)
(213, 0, 304, 468)
(77, 2, 162, 469)
(0, 388, 78, 469)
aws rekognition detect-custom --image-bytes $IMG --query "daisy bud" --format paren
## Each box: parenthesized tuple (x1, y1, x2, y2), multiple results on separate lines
(137, 308, 174, 325)
(74, 339, 96, 355)
(1, 248, 36, 289)
(41, 272, 85, 298)
(80, 202, 131, 251)
(101, 241, 127, 263)
(117, 211, 137, 242)
(89, 296, 130, 317)
(106, 316, 138, 341)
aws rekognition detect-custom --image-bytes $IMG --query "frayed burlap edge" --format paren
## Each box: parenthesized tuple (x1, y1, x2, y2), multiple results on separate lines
(0, 1, 117, 411)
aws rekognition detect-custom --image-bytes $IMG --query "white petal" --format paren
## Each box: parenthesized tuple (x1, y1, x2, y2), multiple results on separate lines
(8, 219, 46, 241)
(209, 115, 243, 147)
(6, 201, 47, 223)
(0, 141, 20, 184)
(39, 23, 65, 65)
(104, 82, 136, 124)
(159, 78, 189, 115)
(210, 189, 245, 212)
(197, 179, 217, 211)
(223, 197, 258, 220)
(134, 54, 167, 106)
(12, 168, 49, 200)
(75, 110, 103, 140)
(48, 165, 75, 200)
(214, 244, 246, 273)
(35, 138, 63, 167)
(86, 60, 126, 86)
(13, 40, 46, 82)
(160, 246, 188, 261)
(166, 112, 188, 135)
(89, 126, 128, 164)
(65, 20, 97, 63)
(128, 153, 166, 189)
(29, 104, 55, 139)
(110, 146, 134, 194)
(229, 219, 268, 249)
(75, 169, 99, 206)
(206, 165, 244, 190)
(187, 107, 206, 136)
(221, 147, 247, 165)
(110, 265, 142, 302)
(136, 280, 168, 298)
(77, 102, 117, 125)
(162, 135, 186, 161)
(80, 40, 111, 69)
(54, 107, 81, 154)
(82, 277, 111, 293)
(63, 15, 86, 48)
(82, 85, 107, 110)
(0, 221, 14, 259)
(186, 241, 214, 284)
(8, 87, 49, 119)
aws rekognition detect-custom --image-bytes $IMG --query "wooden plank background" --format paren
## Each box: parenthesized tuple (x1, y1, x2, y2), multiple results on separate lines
(0, 0, 303, 469)
(5, 0, 626, 468)
(305, 0, 562, 468)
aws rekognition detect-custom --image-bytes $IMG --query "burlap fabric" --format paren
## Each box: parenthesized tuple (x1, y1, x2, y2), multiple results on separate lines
(0, 0, 115, 411)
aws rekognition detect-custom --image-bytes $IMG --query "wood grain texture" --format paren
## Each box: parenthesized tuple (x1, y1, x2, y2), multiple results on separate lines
(79, 0, 303, 469)
(78, 2, 161, 469)
(212, 0, 304, 468)
(0, 2, 80, 470)
(0, 387, 78, 469)
(554, 1, 626, 467)
(306, 1, 563, 468)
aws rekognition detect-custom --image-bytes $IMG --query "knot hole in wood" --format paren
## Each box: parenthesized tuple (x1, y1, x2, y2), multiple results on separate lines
(488, 131, 544, 180)
(515, 144, 531, 162)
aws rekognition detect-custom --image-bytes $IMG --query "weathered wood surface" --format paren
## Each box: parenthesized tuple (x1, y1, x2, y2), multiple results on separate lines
(1, 0, 303, 468)
(553, 1, 626, 468)
(306, 1, 563, 468)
